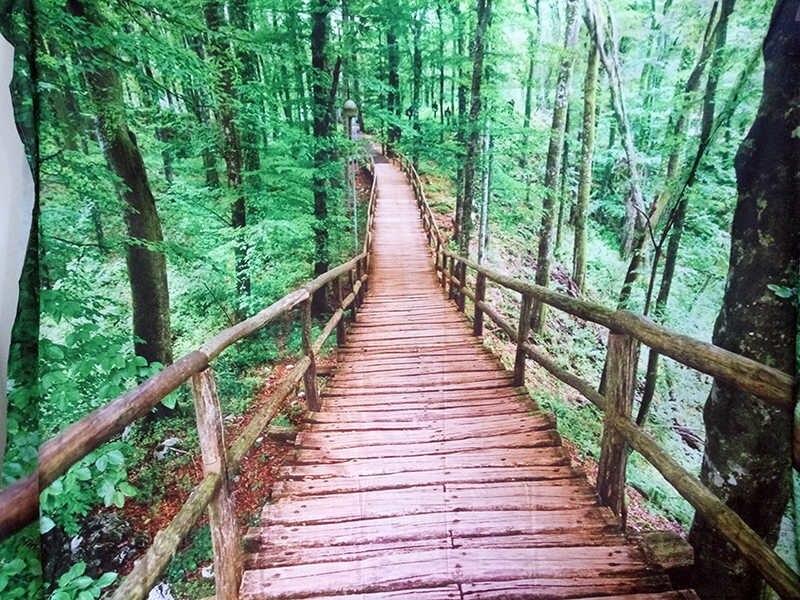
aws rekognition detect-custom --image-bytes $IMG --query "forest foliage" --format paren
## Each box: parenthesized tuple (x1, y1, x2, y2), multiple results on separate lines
(1, 0, 797, 598)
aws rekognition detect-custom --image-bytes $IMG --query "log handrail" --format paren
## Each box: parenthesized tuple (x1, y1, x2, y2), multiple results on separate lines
(395, 151, 800, 599)
(0, 160, 379, 600)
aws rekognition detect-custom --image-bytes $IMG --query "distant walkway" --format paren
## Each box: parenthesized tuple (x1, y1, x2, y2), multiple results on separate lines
(239, 156, 692, 599)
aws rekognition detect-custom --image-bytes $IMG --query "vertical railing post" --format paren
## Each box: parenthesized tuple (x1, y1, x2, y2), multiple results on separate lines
(474, 272, 487, 336)
(349, 268, 358, 322)
(334, 275, 346, 346)
(356, 258, 364, 306)
(597, 331, 636, 525)
(360, 256, 368, 297)
(456, 262, 466, 312)
(301, 299, 320, 411)
(190, 368, 241, 600)
(513, 292, 533, 386)
(440, 253, 448, 291)
(435, 239, 441, 282)
(448, 257, 456, 300)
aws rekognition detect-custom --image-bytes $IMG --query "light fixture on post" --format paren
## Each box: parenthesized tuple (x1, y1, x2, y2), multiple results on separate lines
(342, 99, 359, 252)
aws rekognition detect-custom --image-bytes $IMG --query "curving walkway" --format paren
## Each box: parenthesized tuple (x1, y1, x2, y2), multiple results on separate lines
(239, 156, 694, 599)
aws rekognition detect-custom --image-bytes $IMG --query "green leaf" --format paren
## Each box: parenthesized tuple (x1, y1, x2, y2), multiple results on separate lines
(106, 450, 125, 466)
(40, 516, 56, 534)
(767, 284, 794, 299)
(96, 572, 118, 588)
(72, 575, 94, 590)
(95, 456, 108, 472)
(74, 467, 92, 481)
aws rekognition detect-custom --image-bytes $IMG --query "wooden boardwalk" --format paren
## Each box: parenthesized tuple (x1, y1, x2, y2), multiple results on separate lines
(239, 158, 693, 599)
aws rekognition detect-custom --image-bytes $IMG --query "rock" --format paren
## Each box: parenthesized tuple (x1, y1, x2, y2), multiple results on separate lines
(154, 437, 182, 460)
(69, 535, 82, 555)
(201, 564, 214, 579)
(148, 582, 175, 600)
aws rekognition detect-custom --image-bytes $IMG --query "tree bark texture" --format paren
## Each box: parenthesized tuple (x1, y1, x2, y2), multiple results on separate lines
(688, 4, 799, 597)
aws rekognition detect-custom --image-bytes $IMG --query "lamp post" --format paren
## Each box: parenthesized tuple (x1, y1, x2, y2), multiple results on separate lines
(342, 99, 359, 252)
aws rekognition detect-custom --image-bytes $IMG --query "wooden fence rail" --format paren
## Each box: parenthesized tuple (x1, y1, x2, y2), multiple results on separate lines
(395, 153, 799, 599)
(0, 161, 378, 600)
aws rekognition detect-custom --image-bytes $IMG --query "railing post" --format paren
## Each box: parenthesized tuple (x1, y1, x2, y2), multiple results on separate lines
(334, 275, 346, 346)
(356, 258, 364, 306)
(448, 257, 456, 300)
(190, 368, 241, 600)
(360, 256, 368, 297)
(474, 272, 487, 336)
(513, 292, 533, 386)
(440, 253, 448, 291)
(456, 262, 466, 312)
(349, 268, 358, 322)
(597, 331, 636, 525)
(301, 299, 320, 411)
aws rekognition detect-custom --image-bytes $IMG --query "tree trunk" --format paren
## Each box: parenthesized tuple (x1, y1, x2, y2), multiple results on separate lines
(572, 39, 599, 292)
(688, 4, 799, 597)
(530, 0, 580, 333)
(310, 0, 340, 313)
(555, 105, 572, 254)
(205, 0, 251, 306)
(67, 0, 173, 369)
(615, 1, 722, 308)
(638, 0, 736, 425)
(386, 24, 401, 151)
(584, 0, 646, 260)
(458, 0, 493, 256)
(452, 2, 469, 239)
(477, 123, 492, 264)
(412, 12, 422, 167)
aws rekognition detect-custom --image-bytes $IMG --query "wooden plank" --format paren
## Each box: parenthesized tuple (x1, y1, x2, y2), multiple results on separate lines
(460, 577, 674, 599)
(239, 547, 657, 599)
(264, 482, 598, 525)
(244, 508, 621, 550)
(282, 451, 576, 478)
(295, 430, 561, 462)
(274, 465, 579, 496)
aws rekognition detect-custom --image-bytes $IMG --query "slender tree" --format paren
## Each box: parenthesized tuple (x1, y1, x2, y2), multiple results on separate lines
(66, 0, 173, 369)
(205, 0, 251, 305)
(572, 38, 599, 292)
(458, 0, 493, 255)
(530, 0, 580, 333)
(688, 3, 799, 597)
(310, 0, 341, 312)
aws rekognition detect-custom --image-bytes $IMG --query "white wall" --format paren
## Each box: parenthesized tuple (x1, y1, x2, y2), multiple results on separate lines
(0, 35, 35, 468)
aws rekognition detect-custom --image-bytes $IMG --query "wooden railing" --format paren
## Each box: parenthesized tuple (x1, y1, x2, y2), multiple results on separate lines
(395, 154, 800, 599)
(0, 162, 379, 600)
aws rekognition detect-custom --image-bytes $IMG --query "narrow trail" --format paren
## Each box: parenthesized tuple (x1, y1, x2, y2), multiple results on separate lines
(239, 156, 692, 599)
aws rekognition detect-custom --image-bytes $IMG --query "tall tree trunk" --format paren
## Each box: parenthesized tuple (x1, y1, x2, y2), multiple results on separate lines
(572, 39, 599, 292)
(584, 0, 647, 262)
(437, 2, 446, 126)
(615, 1, 721, 308)
(555, 105, 572, 254)
(688, 4, 799, 597)
(412, 12, 422, 167)
(185, 35, 221, 189)
(310, 0, 340, 313)
(453, 3, 468, 239)
(458, 0, 493, 256)
(477, 123, 492, 263)
(205, 0, 251, 306)
(530, 0, 580, 333)
(638, 0, 736, 425)
(67, 0, 173, 369)
(386, 24, 401, 151)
